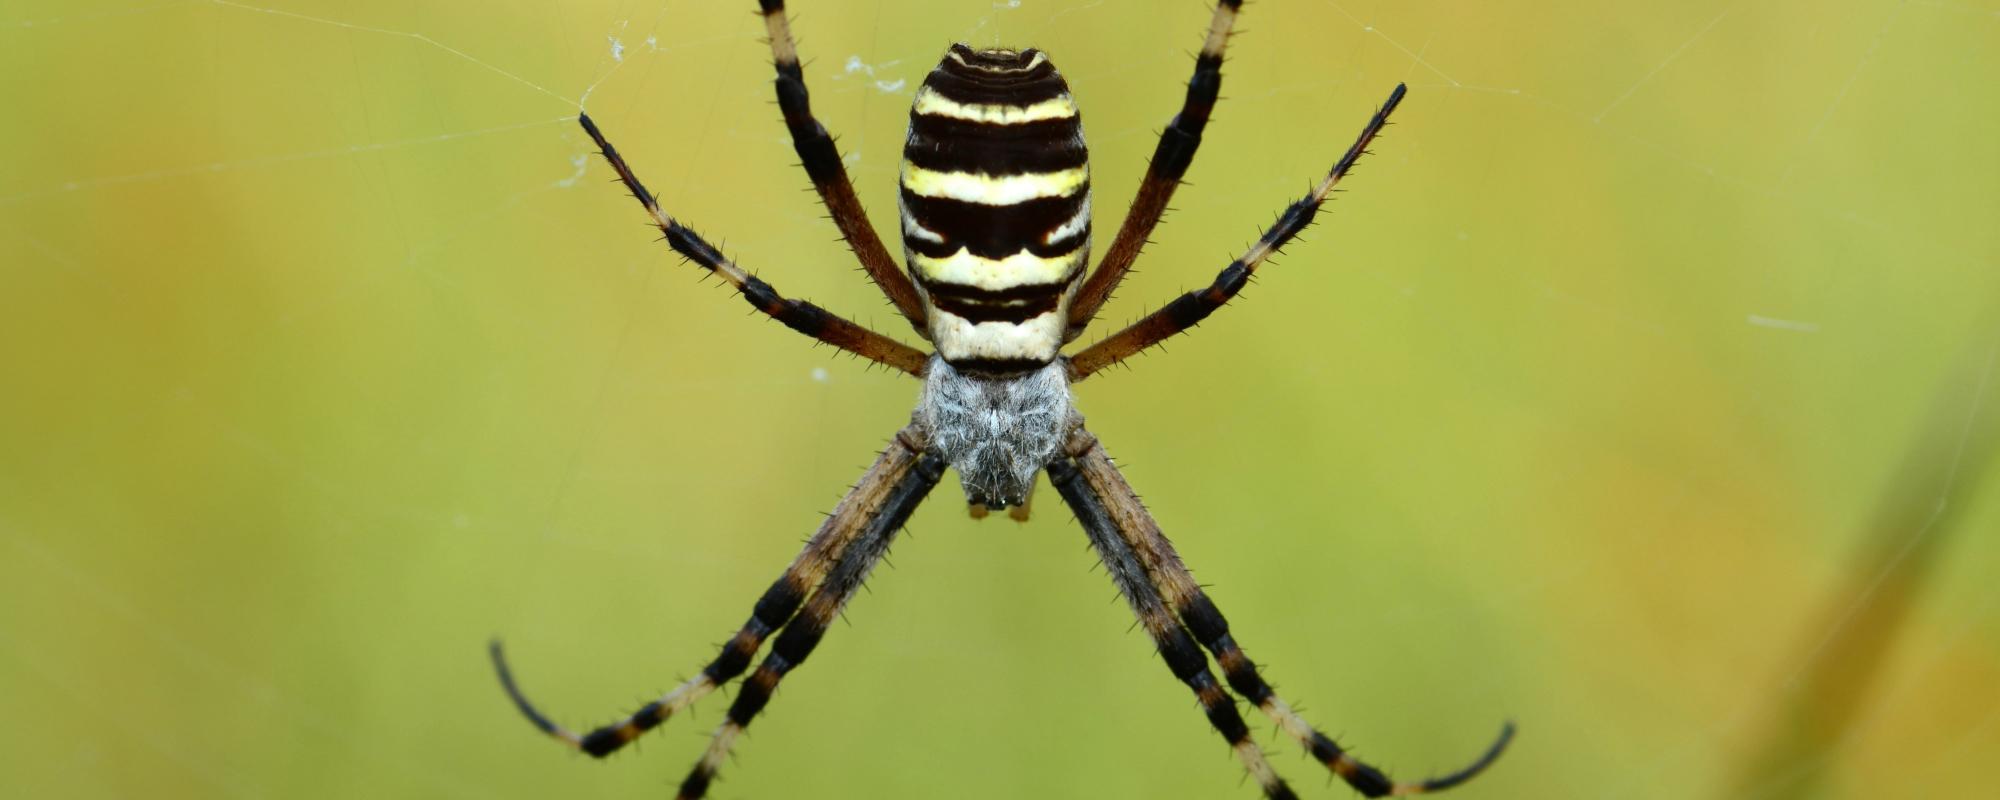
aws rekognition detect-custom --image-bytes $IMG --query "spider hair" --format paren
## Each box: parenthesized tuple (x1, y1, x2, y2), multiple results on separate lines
(917, 355, 1074, 509)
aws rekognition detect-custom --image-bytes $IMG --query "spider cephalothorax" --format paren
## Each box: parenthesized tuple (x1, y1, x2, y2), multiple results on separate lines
(492, 3, 1512, 799)
(918, 356, 1072, 510)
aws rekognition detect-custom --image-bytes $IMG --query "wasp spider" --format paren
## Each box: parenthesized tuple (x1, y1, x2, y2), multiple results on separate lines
(492, 1, 1514, 796)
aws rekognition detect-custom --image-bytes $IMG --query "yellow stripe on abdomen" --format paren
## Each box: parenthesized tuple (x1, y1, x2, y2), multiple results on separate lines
(912, 85, 1077, 125)
(902, 164, 1087, 205)
(908, 248, 1083, 292)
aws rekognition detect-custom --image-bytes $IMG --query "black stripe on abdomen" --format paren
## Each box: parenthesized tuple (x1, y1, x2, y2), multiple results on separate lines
(901, 188, 1089, 260)
(926, 291, 1062, 325)
(904, 114, 1085, 175)
(925, 46, 1067, 106)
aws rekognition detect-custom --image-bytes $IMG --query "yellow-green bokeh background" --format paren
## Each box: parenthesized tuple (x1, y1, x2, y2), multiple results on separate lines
(3, 1, 1996, 797)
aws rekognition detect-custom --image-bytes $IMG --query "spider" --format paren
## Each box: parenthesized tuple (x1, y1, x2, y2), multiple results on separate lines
(491, 1, 1513, 797)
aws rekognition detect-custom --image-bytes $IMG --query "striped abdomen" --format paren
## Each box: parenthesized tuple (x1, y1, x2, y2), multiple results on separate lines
(901, 44, 1089, 372)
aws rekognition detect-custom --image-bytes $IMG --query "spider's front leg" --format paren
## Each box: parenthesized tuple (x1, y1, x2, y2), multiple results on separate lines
(675, 445, 946, 799)
(1054, 427, 1513, 797)
(576, 114, 929, 376)
(1049, 456, 1300, 800)
(1068, 84, 1407, 380)
(490, 424, 942, 763)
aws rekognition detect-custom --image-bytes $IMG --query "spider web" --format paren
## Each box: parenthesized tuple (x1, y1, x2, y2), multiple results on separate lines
(1, 1, 1996, 798)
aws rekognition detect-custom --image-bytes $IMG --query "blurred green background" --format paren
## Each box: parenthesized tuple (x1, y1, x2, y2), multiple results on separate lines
(2, 1, 1996, 798)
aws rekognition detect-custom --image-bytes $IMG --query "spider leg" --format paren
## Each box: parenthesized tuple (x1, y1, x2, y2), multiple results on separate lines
(1066, 0, 1243, 338)
(490, 425, 934, 759)
(1067, 84, 1406, 381)
(577, 114, 929, 376)
(1063, 427, 1514, 797)
(677, 450, 948, 799)
(757, 0, 930, 333)
(1049, 457, 1298, 800)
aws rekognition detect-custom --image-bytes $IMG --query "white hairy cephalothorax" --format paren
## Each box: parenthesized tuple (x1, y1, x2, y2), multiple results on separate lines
(916, 356, 1074, 508)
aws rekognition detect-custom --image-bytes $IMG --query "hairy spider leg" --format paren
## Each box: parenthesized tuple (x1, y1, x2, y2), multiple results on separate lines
(1066, 0, 1243, 337)
(758, 0, 930, 332)
(576, 114, 929, 376)
(675, 451, 948, 799)
(1049, 457, 1300, 800)
(1069, 83, 1407, 381)
(1063, 428, 1515, 797)
(491, 427, 933, 757)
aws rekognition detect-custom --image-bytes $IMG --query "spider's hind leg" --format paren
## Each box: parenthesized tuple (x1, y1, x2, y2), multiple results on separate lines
(1068, 0, 1246, 336)
(756, 0, 929, 332)
(575, 114, 929, 376)
(1068, 84, 1407, 381)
